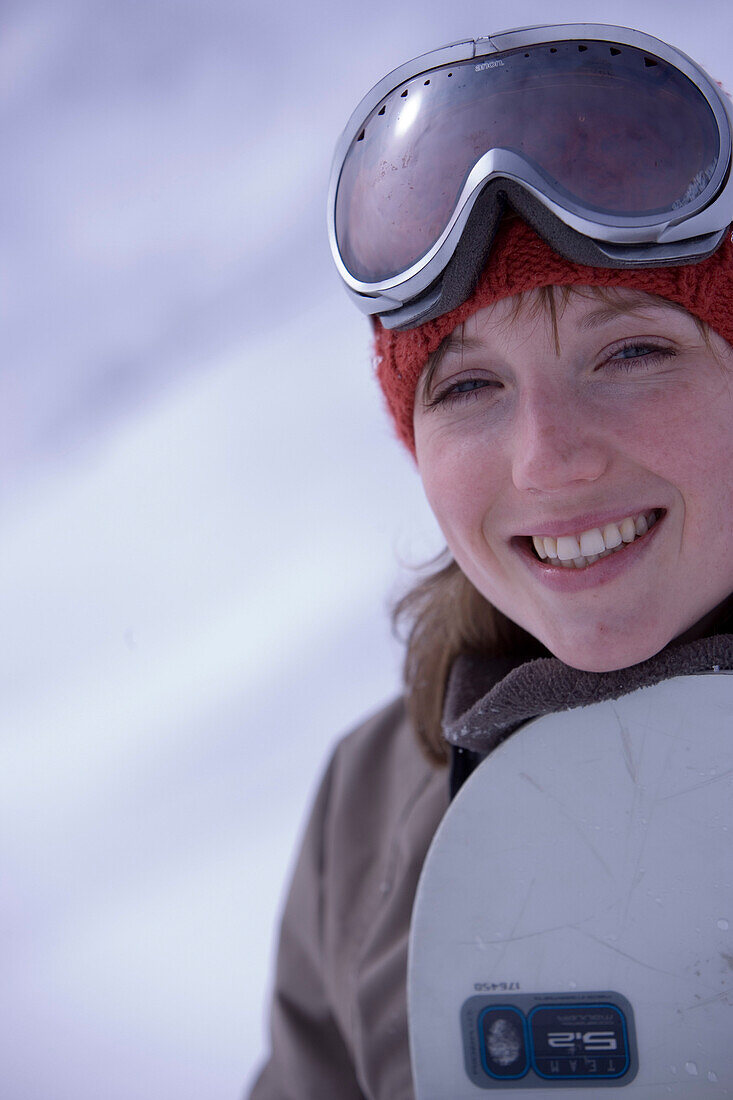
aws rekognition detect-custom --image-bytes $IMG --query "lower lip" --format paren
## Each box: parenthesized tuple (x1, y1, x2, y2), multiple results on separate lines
(516, 517, 664, 592)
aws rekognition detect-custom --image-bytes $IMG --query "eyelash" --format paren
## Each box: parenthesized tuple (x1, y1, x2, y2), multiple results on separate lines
(427, 378, 498, 408)
(426, 342, 676, 408)
(603, 342, 676, 372)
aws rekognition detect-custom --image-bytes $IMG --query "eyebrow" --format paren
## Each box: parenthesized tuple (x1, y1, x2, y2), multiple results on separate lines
(437, 333, 487, 355)
(577, 301, 673, 331)
(419, 332, 487, 399)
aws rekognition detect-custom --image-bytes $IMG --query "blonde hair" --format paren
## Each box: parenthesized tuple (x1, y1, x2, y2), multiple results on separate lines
(394, 557, 545, 765)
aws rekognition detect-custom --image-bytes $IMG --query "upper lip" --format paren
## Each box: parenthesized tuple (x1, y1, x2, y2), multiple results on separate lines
(512, 506, 663, 540)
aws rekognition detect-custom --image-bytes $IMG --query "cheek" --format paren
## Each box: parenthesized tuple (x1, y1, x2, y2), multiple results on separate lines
(416, 434, 503, 545)
(612, 372, 732, 484)
(652, 404, 731, 483)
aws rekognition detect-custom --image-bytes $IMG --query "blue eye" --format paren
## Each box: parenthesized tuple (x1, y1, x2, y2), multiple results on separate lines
(428, 377, 501, 407)
(452, 379, 489, 393)
(605, 343, 676, 371)
(617, 343, 659, 358)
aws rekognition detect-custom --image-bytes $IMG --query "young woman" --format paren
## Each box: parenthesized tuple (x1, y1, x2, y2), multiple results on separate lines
(249, 25, 733, 1099)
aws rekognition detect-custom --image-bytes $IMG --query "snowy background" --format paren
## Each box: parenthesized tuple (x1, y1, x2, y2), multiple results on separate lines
(2, 1, 731, 1097)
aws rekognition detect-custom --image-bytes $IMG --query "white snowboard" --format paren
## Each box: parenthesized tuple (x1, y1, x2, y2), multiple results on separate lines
(408, 674, 733, 1097)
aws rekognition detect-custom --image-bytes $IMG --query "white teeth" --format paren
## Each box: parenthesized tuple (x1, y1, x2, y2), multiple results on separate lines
(602, 522, 623, 549)
(620, 516, 636, 542)
(557, 534, 581, 561)
(579, 527, 605, 556)
(530, 510, 659, 569)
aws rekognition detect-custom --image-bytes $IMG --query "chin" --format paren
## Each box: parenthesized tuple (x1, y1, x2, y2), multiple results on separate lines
(556, 652, 655, 673)
(533, 625, 673, 673)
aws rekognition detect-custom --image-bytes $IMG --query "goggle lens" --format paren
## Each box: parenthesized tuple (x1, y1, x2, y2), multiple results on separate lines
(335, 40, 721, 283)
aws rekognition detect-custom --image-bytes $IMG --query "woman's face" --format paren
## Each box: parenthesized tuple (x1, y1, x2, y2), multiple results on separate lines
(413, 288, 733, 671)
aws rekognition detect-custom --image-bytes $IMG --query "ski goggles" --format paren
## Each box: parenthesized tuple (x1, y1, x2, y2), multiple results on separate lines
(327, 25, 733, 329)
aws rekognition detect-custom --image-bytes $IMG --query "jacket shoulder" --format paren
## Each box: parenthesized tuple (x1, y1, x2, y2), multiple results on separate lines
(327, 696, 444, 859)
(320, 701, 449, 1096)
(250, 698, 448, 1100)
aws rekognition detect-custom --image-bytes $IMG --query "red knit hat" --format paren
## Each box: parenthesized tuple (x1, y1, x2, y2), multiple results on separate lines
(374, 217, 733, 454)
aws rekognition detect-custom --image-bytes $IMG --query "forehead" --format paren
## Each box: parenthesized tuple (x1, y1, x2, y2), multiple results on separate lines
(461, 285, 691, 343)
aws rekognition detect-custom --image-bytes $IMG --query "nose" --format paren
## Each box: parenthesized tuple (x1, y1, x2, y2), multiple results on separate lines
(510, 387, 610, 494)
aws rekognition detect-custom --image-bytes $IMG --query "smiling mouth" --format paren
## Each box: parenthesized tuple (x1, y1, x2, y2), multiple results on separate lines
(526, 509, 663, 570)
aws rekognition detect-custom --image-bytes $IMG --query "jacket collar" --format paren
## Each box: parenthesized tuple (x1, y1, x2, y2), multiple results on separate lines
(442, 596, 733, 757)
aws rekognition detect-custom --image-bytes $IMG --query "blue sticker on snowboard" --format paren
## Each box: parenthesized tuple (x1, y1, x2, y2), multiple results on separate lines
(461, 991, 637, 1088)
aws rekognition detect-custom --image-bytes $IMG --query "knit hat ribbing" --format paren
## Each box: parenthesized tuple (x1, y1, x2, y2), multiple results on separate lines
(373, 217, 733, 454)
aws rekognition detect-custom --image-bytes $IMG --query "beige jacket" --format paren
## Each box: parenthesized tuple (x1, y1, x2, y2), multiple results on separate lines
(248, 698, 448, 1099)
(248, 623, 733, 1099)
